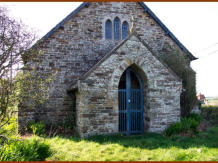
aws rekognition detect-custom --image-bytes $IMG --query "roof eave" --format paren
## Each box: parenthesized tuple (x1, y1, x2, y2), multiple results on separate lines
(138, 2, 198, 61)
(33, 2, 197, 61)
(30, 2, 88, 50)
(42, 2, 89, 41)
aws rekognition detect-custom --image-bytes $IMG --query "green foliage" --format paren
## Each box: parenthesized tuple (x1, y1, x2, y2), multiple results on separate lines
(181, 117, 199, 132)
(0, 78, 19, 130)
(0, 117, 18, 140)
(16, 70, 54, 110)
(1, 116, 217, 161)
(26, 116, 77, 138)
(47, 116, 77, 137)
(0, 118, 49, 161)
(164, 113, 202, 137)
(164, 122, 183, 137)
(0, 6, 35, 136)
(201, 106, 218, 126)
(161, 44, 197, 117)
(64, 113, 77, 130)
(0, 138, 51, 161)
(27, 121, 45, 136)
(0, 56, 55, 136)
(39, 127, 218, 161)
(189, 113, 203, 123)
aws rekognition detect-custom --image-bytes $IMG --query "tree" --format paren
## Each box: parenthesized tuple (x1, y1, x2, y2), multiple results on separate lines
(160, 43, 197, 117)
(0, 6, 35, 137)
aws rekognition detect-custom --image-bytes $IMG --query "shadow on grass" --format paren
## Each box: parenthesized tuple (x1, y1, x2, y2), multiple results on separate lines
(56, 126, 218, 150)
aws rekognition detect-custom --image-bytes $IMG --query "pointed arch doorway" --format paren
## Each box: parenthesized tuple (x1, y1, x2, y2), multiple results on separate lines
(118, 67, 143, 135)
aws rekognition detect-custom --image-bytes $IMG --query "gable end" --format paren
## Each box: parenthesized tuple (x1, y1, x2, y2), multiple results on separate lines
(36, 2, 197, 61)
(42, 2, 89, 40)
(138, 2, 197, 61)
(68, 32, 182, 91)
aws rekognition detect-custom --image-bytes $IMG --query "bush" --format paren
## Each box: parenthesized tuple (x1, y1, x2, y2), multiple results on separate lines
(46, 117, 77, 137)
(188, 113, 203, 123)
(27, 118, 77, 137)
(164, 113, 202, 136)
(0, 138, 51, 161)
(27, 121, 45, 136)
(164, 122, 183, 136)
(0, 117, 18, 139)
(201, 106, 218, 126)
(181, 117, 198, 132)
(161, 44, 197, 117)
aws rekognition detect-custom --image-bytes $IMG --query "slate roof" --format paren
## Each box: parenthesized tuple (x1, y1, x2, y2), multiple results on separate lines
(40, 2, 197, 61)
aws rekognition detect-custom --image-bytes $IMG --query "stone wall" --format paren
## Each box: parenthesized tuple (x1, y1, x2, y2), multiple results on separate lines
(19, 2, 188, 133)
(76, 34, 182, 137)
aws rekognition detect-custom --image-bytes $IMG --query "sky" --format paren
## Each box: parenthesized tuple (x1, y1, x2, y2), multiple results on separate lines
(1, 2, 218, 97)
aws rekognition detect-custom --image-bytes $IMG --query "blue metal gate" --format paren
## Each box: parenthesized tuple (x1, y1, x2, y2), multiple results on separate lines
(118, 68, 143, 135)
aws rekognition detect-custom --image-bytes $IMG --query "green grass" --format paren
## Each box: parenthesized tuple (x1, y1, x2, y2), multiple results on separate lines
(27, 126, 218, 161)
(0, 138, 51, 161)
(204, 98, 218, 106)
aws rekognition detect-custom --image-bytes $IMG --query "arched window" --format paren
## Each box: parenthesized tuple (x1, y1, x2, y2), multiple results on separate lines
(122, 21, 129, 39)
(114, 17, 121, 40)
(105, 19, 112, 39)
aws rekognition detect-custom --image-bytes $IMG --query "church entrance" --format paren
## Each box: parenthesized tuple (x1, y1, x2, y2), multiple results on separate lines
(118, 67, 143, 135)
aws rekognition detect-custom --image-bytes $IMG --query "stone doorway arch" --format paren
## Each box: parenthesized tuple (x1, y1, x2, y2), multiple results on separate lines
(118, 66, 144, 135)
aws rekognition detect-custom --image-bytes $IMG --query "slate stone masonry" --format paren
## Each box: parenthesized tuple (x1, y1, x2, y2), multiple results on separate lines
(75, 34, 182, 137)
(18, 2, 190, 136)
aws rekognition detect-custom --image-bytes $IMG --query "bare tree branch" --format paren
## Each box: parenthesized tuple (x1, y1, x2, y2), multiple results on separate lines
(0, 6, 35, 132)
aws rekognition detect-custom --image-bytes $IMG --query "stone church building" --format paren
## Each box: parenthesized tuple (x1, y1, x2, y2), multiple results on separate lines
(18, 2, 197, 137)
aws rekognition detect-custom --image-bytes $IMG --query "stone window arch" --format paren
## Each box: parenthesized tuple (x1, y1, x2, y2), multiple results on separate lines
(105, 19, 112, 39)
(122, 21, 129, 39)
(114, 17, 121, 40)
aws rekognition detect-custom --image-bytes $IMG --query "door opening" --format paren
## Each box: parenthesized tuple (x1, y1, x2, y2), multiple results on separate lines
(118, 67, 143, 135)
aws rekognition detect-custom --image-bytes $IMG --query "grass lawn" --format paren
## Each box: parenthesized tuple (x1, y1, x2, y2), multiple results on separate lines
(27, 126, 218, 161)
(205, 98, 218, 106)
